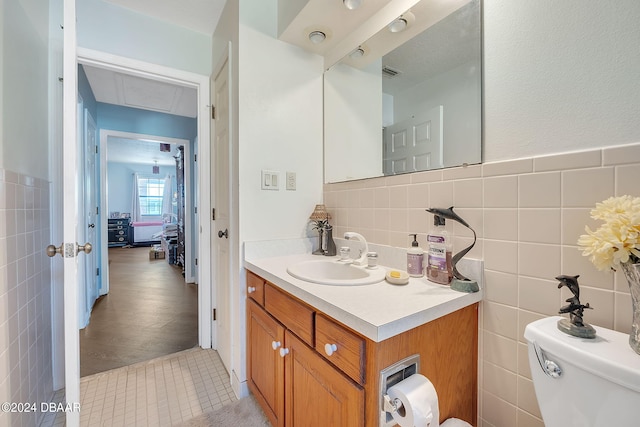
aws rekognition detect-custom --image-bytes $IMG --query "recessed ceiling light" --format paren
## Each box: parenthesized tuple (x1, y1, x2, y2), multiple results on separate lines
(343, 0, 363, 10)
(349, 47, 365, 59)
(387, 17, 408, 33)
(309, 31, 326, 44)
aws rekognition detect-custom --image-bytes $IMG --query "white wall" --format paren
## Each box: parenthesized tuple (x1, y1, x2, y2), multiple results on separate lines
(1, 0, 50, 179)
(324, 60, 383, 183)
(238, 0, 324, 242)
(76, 0, 212, 76)
(483, 0, 640, 161)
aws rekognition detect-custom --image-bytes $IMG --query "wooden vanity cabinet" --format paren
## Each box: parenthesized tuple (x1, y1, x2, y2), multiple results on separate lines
(247, 299, 285, 427)
(246, 271, 478, 427)
(285, 329, 364, 426)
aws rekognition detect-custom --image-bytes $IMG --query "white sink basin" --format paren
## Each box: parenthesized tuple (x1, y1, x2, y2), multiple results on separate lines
(286, 260, 386, 286)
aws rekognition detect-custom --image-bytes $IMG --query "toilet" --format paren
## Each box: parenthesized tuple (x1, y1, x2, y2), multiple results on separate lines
(524, 316, 640, 427)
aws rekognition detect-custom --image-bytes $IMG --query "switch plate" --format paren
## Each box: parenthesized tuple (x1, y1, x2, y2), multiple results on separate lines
(261, 170, 279, 190)
(286, 172, 296, 190)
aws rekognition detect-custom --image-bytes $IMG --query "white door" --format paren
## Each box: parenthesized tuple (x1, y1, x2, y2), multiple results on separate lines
(55, 1, 82, 425)
(383, 105, 443, 174)
(212, 58, 231, 371)
(84, 110, 99, 316)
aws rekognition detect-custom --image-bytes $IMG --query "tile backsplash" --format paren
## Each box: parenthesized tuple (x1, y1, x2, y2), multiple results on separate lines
(324, 142, 640, 427)
(0, 168, 53, 427)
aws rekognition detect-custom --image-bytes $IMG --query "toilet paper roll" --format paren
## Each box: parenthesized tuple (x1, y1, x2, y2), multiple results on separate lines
(386, 374, 440, 427)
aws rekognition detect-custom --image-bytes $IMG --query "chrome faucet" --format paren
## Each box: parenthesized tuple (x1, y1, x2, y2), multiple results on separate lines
(343, 232, 369, 266)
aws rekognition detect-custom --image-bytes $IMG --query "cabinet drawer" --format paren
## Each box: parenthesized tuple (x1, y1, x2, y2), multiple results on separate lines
(265, 284, 314, 346)
(315, 313, 365, 385)
(246, 271, 265, 306)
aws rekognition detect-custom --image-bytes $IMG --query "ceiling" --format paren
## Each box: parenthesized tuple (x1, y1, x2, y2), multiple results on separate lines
(104, 0, 227, 36)
(107, 137, 179, 167)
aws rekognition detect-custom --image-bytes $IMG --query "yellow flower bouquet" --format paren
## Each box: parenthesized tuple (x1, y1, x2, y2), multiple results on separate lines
(578, 195, 640, 354)
(577, 195, 640, 271)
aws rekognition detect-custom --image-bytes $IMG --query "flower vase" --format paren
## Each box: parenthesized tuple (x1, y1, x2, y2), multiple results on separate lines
(621, 262, 640, 355)
(312, 228, 324, 255)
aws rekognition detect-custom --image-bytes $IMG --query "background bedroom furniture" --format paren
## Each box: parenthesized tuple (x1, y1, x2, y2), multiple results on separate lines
(129, 221, 163, 246)
(175, 146, 185, 274)
(108, 218, 130, 247)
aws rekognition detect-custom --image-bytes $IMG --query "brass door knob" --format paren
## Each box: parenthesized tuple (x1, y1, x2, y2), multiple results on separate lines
(77, 242, 92, 254)
(46, 244, 63, 258)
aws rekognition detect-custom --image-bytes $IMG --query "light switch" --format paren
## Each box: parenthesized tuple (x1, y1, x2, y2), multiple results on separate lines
(261, 170, 279, 190)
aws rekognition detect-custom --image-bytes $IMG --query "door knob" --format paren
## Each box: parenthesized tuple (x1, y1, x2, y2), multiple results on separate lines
(77, 242, 92, 254)
(218, 229, 228, 239)
(46, 244, 63, 258)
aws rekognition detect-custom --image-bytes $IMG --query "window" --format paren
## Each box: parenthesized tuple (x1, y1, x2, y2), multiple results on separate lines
(138, 178, 165, 216)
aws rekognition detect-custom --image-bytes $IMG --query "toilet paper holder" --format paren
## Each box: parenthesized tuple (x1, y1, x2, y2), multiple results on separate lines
(379, 354, 420, 427)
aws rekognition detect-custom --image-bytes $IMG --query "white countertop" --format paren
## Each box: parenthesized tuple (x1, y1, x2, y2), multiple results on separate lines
(244, 246, 483, 343)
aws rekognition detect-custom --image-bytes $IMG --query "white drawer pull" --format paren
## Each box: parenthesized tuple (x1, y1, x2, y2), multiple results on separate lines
(279, 348, 289, 358)
(271, 341, 281, 350)
(324, 343, 338, 356)
(248, 286, 256, 293)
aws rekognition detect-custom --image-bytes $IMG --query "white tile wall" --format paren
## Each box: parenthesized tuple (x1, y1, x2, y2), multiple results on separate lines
(0, 168, 53, 427)
(324, 142, 640, 426)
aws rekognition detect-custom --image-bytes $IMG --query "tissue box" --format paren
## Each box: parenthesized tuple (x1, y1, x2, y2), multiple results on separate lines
(149, 247, 165, 260)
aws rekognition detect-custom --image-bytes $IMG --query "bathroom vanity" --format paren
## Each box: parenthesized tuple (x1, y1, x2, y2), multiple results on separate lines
(245, 251, 481, 427)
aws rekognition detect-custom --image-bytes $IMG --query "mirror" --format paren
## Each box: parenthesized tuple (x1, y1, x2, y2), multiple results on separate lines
(324, 0, 481, 183)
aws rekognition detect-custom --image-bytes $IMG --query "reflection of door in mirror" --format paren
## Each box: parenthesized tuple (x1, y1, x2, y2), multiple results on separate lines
(323, 0, 481, 183)
(383, 105, 443, 175)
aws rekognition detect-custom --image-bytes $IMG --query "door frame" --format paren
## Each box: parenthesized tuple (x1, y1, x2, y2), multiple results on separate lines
(99, 130, 192, 294)
(52, 47, 213, 389)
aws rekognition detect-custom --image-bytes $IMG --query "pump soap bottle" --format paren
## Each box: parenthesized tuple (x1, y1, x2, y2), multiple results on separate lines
(426, 215, 453, 285)
(407, 234, 424, 277)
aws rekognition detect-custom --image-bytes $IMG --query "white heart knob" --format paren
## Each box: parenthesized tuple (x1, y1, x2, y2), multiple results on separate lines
(248, 286, 256, 293)
(271, 341, 281, 350)
(279, 348, 289, 358)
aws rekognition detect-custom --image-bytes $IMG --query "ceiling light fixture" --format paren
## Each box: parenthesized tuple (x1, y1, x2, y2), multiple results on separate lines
(152, 160, 159, 174)
(387, 16, 408, 33)
(349, 46, 365, 59)
(343, 0, 363, 10)
(308, 31, 326, 44)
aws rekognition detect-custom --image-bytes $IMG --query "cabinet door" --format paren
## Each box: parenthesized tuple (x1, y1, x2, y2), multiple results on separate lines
(284, 330, 364, 427)
(247, 300, 285, 427)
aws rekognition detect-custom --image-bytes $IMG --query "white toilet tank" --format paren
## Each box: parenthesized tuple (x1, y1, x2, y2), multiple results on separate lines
(524, 316, 640, 427)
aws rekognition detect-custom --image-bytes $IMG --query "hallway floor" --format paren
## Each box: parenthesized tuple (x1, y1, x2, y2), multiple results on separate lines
(42, 348, 237, 426)
(80, 246, 198, 377)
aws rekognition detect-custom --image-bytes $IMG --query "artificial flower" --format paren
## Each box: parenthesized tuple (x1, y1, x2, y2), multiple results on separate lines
(578, 195, 640, 271)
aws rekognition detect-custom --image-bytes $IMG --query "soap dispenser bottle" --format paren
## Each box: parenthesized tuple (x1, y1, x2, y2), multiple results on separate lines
(407, 234, 424, 277)
(426, 215, 453, 284)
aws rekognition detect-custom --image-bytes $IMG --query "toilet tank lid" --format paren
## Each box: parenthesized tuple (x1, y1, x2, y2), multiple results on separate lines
(524, 316, 640, 393)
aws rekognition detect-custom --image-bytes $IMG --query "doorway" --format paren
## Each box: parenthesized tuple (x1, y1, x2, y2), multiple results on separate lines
(52, 47, 214, 389)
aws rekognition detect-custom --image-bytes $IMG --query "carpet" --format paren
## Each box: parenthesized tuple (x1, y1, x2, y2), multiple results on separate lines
(177, 395, 270, 427)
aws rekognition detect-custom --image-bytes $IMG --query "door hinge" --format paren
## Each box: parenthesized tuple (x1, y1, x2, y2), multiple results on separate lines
(212, 208, 216, 221)
(195, 258, 198, 266)
(194, 207, 198, 214)
(96, 268, 100, 276)
(213, 308, 217, 321)
(95, 146, 98, 154)
(96, 206, 99, 215)
(211, 106, 216, 120)
(194, 154, 197, 162)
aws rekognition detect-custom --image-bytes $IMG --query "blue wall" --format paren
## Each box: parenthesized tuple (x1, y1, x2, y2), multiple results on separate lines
(107, 162, 176, 216)
(97, 103, 197, 140)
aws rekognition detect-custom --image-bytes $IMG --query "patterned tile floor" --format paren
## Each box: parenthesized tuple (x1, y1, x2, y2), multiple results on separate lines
(41, 348, 237, 426)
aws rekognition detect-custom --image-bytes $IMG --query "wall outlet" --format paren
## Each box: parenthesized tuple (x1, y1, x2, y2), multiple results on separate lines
(261, 170, 279, 190)
(286, 172, 296, 190)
